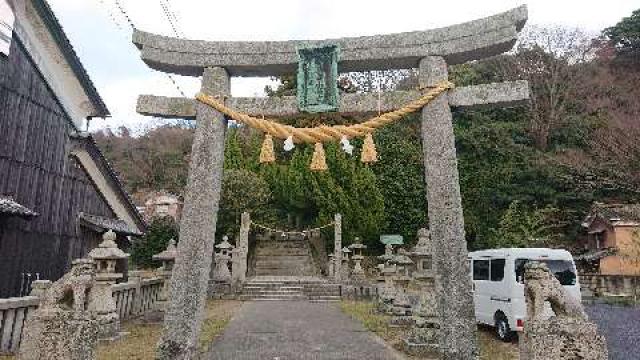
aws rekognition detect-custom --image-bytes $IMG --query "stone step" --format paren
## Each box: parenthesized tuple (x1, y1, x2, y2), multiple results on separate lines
(255, 255, 312, 262)
(256, 248, 311, 256)
(239, 294, 307, 301)
(242, 288, 303, 295)
(255, 262, 312, 269)
(309, 296, 341, 302)
(255, 242, 308, 249)
(255, 270, 317, 276)
(243, 285, 303, 290)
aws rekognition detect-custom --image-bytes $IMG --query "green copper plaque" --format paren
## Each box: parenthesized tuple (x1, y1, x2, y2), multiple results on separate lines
(296, 44, 340, 113)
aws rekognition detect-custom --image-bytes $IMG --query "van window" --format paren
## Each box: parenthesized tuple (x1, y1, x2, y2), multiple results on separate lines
(515, 259, 577, 286)
(473, 259, 489, 280)
(490, 259, 505, 281)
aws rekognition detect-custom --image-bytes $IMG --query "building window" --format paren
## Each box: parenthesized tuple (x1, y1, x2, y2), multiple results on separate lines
(0, 0, 15, 56)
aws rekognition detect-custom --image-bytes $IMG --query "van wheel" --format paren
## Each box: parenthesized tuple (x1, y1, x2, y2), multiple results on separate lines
(495, 315, 514, 342)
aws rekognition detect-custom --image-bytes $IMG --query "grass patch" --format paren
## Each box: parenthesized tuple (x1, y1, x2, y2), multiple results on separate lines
(340, 300, 519, 360)
(97, 300, 243, 360)
(339, 300, 407, 351)
(477, 327, 519, 360)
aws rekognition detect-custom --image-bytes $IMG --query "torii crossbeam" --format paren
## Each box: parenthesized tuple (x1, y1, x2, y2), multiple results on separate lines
(134, 6, 529, 360)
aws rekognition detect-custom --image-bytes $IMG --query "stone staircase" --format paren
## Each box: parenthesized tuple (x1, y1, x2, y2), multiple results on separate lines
(240, 276, 341, 302)
(253, 234, 318, 276)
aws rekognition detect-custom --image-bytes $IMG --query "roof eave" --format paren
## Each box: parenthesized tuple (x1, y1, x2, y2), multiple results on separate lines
(31, 0, 110, 117)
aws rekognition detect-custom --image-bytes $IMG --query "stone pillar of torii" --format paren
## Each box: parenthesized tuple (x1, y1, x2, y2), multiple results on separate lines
(134, 6, 529, 359)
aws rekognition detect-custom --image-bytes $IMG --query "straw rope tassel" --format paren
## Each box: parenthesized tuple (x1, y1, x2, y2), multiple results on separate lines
(259, 134, 275, 163)
(361, 133, 378, 163)
(310, 143, 328, 171)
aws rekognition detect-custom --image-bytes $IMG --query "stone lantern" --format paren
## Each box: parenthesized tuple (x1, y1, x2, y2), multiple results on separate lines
(212, 236, 233, 284)
(152, 239, 177, 309)
(88, 230, 129, 340)
(341, 247, 351, 282)
(389, 252, 414, 324)
(376, 246, 397, 313)
(409, 228, 434, 280)
(403, 227, 440, 356)
(348, 237, 367, 282)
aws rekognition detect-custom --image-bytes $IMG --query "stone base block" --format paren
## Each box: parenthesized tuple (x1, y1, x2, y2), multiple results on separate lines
(389, 315, 414, 327)
(98, 331, 128, 343)
(401, 339, 439, 358)
(519, 317, 608, 360)
(208, 282, 232, 299)
(19, 309, 99, 360)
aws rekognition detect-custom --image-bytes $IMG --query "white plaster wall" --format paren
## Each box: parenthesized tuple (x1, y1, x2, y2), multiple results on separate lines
(12, 0, 99, 129)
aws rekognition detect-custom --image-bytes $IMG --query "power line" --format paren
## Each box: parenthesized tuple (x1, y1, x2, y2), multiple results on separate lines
(105, 0, 187, 97)
(158, 0, 184, 38)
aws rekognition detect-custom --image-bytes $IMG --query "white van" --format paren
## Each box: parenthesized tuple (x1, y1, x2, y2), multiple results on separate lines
(468, 248, 581, 341)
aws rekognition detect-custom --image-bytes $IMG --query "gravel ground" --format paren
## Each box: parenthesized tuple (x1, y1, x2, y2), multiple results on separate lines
(585, 303, 640, 360)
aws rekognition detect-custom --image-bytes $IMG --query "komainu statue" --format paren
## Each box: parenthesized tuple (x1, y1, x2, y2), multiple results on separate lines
(519, 262, 608, 360)
(19, 259, 100, 360)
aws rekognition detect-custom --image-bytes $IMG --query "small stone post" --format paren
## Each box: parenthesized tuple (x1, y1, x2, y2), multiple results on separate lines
(88, 230, 129, 341)
(328, 254, 335, 277)
(334, 214, 342, 281)
(128, 270, 144, 315)
(236, 212, 251, 286)
(29, 280, 52, 299)
(231, 246, 243, 293)
(341, 247, 351, 282)
(152, 239, 178, 310)
(419, 56, 477, 359)
(157, 67, 229, 359)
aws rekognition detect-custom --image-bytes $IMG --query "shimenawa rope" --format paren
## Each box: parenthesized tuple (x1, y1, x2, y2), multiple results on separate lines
(195, 80, 454, 144)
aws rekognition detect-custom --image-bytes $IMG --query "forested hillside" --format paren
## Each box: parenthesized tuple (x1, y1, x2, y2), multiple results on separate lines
(95, 13, 640, 251)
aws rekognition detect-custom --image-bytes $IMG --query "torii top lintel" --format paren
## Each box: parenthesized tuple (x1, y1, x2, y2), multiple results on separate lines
(132, 5, 527, 77)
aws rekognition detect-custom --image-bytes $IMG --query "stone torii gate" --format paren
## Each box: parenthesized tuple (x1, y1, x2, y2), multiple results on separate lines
(134, 6, 529, 359)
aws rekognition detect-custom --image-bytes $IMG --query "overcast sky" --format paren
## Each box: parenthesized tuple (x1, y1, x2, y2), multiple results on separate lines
(46, 0, 640, 132)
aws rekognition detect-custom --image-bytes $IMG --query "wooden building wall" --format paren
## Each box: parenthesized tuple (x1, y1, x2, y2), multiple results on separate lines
(0, 36, 116, 298)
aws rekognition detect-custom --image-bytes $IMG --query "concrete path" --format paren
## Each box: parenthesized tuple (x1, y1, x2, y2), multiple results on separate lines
(205, 301, 405, 360)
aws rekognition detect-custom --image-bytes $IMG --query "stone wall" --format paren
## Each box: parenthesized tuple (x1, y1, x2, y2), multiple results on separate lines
(580, 273, 640, 298)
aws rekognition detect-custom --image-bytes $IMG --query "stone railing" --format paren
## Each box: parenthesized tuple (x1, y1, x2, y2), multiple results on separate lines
(340, 284, 379, 300)
(112, 277, 163, 320)
(0, 296, 39, 355)
(0, 277, 164, 355)
(580, 273, 640, 298)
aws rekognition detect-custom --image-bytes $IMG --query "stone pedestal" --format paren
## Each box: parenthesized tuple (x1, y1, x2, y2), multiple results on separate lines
(18, 309, 99, 360)
(519, 318, 608, 360)
(18, 259, 98, 360)
(390, 275, 413, 326)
